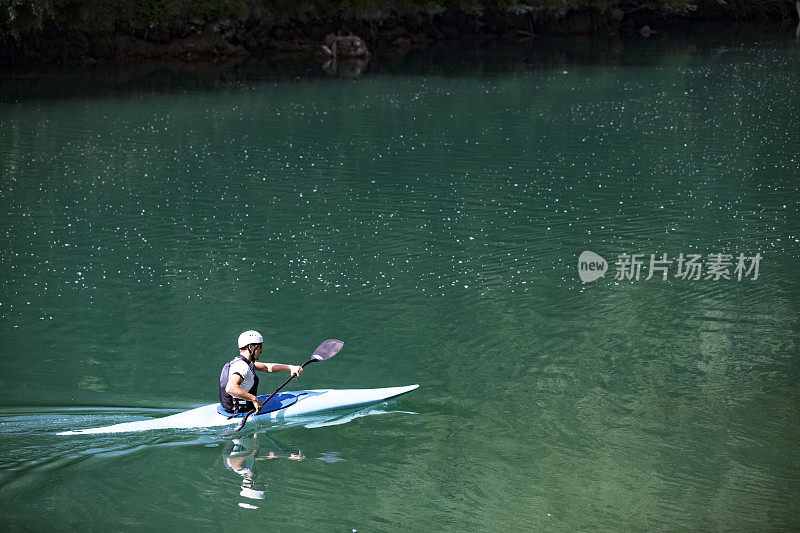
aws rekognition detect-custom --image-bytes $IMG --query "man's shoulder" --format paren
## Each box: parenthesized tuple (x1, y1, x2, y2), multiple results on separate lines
(229, 358, 252, 375)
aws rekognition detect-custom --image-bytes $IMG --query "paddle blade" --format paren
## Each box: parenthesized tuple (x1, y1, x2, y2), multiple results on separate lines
(312, 339, 344, 361)
(222, 410, 254, 437)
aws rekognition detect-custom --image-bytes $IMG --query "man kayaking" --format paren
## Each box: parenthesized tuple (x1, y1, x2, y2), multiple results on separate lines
(219, 330, 303, 415)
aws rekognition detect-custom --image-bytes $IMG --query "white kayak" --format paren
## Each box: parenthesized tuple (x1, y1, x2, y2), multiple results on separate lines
(58, 385, 419, 435)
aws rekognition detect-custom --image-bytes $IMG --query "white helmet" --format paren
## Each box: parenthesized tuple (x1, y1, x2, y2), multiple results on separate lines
(238, 330, 263, 348)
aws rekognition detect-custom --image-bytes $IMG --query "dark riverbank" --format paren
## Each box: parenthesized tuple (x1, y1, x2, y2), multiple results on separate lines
(2, 29, 795, 105)
(1, 0, 797, 67)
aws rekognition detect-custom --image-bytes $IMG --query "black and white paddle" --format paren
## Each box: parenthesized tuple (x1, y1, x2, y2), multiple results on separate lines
(222, 339, 344, 437)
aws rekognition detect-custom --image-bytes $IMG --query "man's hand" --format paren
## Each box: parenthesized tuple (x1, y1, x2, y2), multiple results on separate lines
(252, 397, 263, 413)
(288, 365, 303, 378)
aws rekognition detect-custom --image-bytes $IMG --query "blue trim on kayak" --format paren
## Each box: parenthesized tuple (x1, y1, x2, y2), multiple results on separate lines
(216, 391, 300, 417)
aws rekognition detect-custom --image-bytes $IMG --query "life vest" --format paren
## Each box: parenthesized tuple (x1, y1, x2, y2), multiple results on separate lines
(219, 355, 260, 413)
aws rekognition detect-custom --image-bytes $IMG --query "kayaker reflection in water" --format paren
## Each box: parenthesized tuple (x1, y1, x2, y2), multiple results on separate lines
(219, 330, 303, 415)
(222, 433, 304, 506)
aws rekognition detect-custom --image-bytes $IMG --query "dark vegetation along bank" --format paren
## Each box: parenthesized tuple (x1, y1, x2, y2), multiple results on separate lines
(1, 0, 798, 66)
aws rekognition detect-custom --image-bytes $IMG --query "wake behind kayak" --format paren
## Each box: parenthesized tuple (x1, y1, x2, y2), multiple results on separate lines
(57, 385, 419, 435)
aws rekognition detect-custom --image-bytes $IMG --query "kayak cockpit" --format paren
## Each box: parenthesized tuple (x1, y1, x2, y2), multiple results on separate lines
(216, 391, 303, 417)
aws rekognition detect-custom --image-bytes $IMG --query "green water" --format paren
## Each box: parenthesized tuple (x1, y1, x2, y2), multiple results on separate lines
(1, 36, 799, 531)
